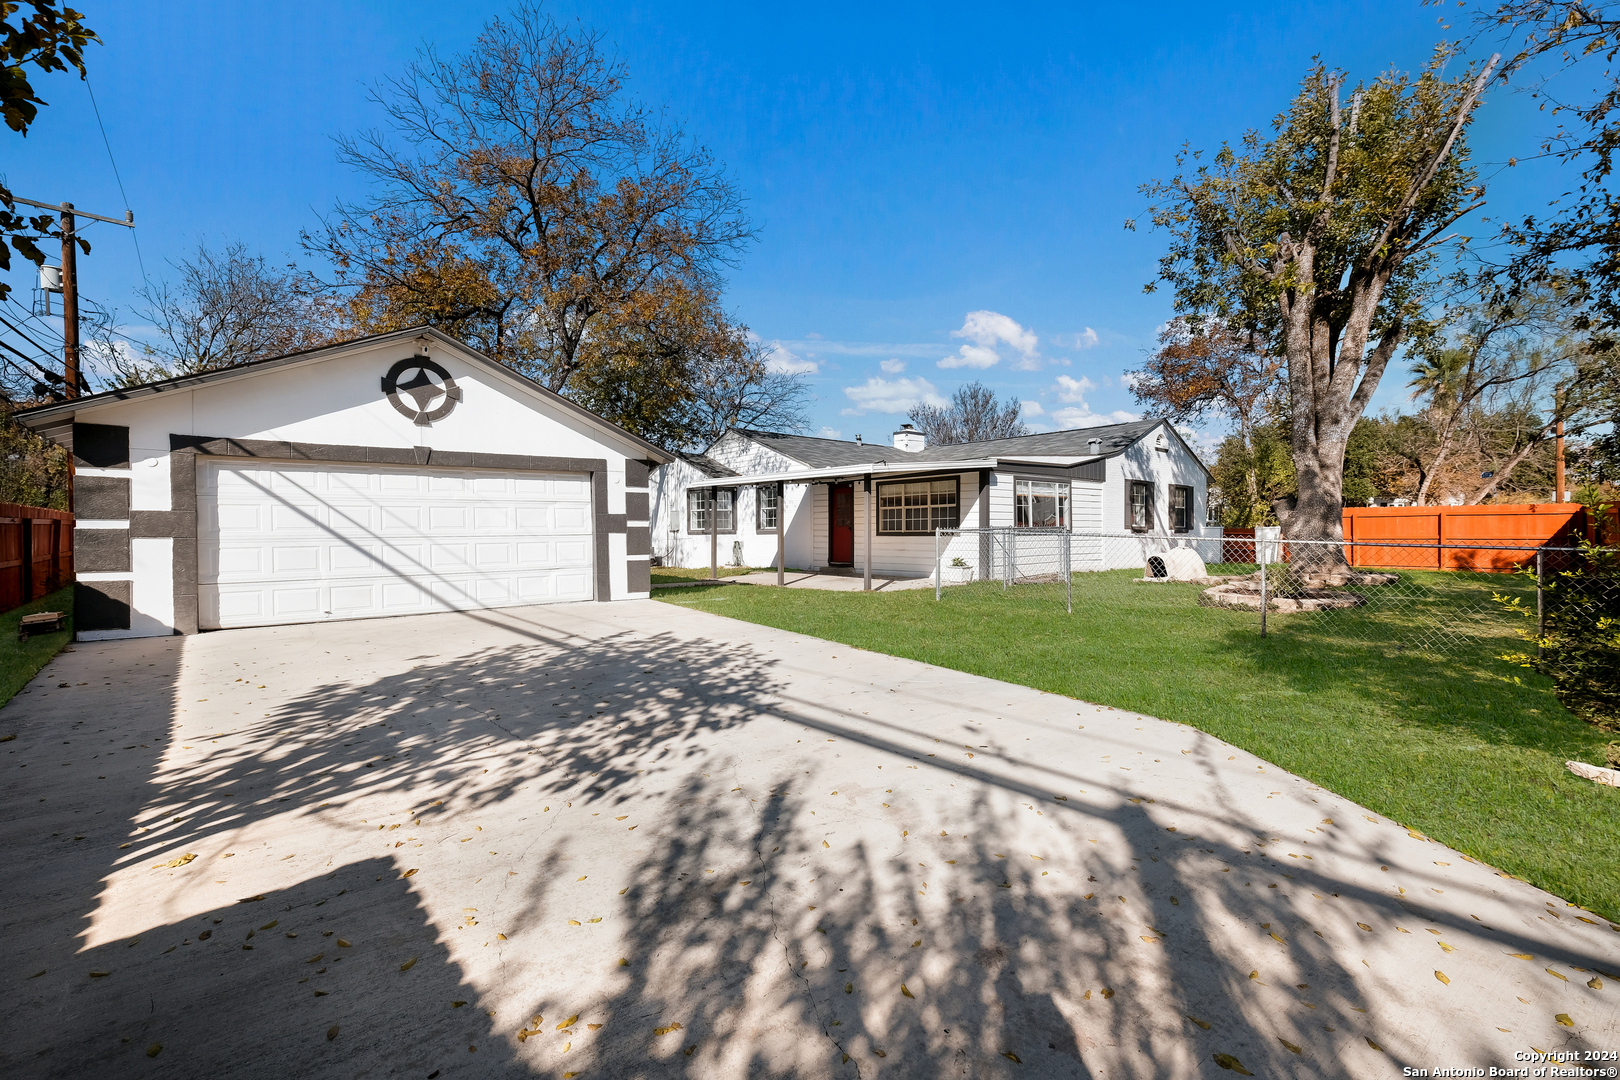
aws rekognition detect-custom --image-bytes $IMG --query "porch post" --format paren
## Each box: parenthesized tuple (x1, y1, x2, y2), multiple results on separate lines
(863, 474, 873, 592)
(776, 481, 786, 587)
(709, 487, 718, 581)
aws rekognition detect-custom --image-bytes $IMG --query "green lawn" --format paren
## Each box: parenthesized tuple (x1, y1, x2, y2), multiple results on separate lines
(0, 586, 74, 711)
(658, 569, 1620, 921)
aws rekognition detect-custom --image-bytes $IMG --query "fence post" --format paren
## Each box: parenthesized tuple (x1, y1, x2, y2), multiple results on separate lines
(19, 515, 33, 603)
(1259, 558, 1268, 639)
(1535, 548, 1545, 658)
(1064, 529, 1072, 614)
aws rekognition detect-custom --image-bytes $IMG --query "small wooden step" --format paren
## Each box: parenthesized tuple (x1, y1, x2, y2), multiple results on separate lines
(18, 611, 66, 639)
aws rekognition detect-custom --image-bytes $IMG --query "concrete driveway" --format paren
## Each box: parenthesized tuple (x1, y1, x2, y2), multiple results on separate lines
(2, 599, 1615, 1080)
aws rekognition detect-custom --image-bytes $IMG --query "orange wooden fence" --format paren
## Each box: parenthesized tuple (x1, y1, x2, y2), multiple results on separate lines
(1341, 503, 1586, 571)
(0, 503, 74, 613)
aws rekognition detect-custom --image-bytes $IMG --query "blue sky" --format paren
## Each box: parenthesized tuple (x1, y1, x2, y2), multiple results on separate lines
(2, 1, 1563, 445)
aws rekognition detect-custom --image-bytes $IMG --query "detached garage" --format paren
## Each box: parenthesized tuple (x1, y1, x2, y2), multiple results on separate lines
(16, 327, 671, 640)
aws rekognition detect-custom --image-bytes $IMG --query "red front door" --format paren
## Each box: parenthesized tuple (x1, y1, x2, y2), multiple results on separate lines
(830, 483, 854, 564)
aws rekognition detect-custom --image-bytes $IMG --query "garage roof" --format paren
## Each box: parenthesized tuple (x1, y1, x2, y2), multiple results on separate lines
(12, 326, 675, 464)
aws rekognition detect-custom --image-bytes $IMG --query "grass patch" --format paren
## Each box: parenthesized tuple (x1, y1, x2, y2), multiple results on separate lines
(0, 586, 73, 710)
(659, 569, 1620, 921)
(651, 565, 780, 585)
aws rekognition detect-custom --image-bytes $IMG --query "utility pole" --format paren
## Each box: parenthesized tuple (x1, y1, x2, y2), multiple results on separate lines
(9, 196, 134, 398)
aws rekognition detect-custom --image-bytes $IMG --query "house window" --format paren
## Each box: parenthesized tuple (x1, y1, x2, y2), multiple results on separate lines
(687, 488, 735, 533)
(1206, 487, 1224, 527)
(1015, 478, 1069, 528)
(1127, 480, 1153, 531)
(756, 485, 780, 532)
(877, 477, 958, 534)
(1169, 485, 1192, 531)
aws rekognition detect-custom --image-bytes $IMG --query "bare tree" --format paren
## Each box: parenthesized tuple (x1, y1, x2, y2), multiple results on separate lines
(100, 240, 341, 386)
(907, 381, 1028, 445)
(1142, 51, 1499, 554)
(306, 4, 753, 395)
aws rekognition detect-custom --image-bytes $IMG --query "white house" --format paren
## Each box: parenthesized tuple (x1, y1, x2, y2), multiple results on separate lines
(651, 419, 1217, 579)
(16, 327, 672, 640)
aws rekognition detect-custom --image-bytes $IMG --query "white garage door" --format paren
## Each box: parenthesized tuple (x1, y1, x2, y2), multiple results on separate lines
(198, 460, 594, 629)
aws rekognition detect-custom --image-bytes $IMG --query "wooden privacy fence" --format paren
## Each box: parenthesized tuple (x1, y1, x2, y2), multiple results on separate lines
(1222, 503, 1607, 571)
(1341, 503, 1584, 571)
(0, 503, 74, 613)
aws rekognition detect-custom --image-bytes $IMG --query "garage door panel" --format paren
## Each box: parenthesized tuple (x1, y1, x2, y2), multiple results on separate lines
(199, 461, 594, 629)
(428, 506, 468, 530)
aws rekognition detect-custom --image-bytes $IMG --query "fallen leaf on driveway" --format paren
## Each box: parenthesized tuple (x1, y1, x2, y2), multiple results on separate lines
(653, 1021, 681, 1036)
(900, 984, 914, 999)
(1435, 971, 1449, 984)
(1186, 1016, 1210, 1030)
(152, 853, 196, 869)
(1002, 1051, 1021, 1063)
(1277, 1038, 1302, 1054)
(327, 1025, 339, 1041)
(1212, 1053, 1252, 1074)
(1555, 1014, 1574, 1027)
(400, 957, 417, 971)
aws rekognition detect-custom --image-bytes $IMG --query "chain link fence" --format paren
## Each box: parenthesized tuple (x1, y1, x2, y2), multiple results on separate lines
(932, 528, 1620, 724)
(932, 527, 1072, 612)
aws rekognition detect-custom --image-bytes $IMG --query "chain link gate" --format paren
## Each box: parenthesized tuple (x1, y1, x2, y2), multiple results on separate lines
(934, 527, 1072, 612)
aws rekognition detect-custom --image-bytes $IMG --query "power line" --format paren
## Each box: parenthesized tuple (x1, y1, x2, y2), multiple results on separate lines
(84, 77, 148, 284)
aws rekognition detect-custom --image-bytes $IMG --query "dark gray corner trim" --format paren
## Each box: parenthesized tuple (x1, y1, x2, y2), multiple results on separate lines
(77, 474, 131, 519)
(626, 526, 650, 557)
(626, 559, 650, 594)
(73, 423, 130, 469)
(76, 580, 132, 631)
(167, 434, 608, 475)
(132, 510, 195, 538)
(625, 460, 652, 489)
(605, 513, 628, 534)
(593, 472, 611, 602)
(625, 492, 649, 520)
(1072, 458, 1106, 482)
(77, 528, 132, 573)
(977, 470, 990, 528)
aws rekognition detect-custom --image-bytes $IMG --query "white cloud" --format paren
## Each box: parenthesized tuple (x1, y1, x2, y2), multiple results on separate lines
(1044, 374, 1135, 428)
(1053, 328, 1100, 349)
(1020, 400, 1045, 416)
(1051, 405, 1140, 428)
(841, 376, 947, 415)
(818, 426, 842, 440)
(763, 341, 818, 375)
(939, 310, 1040, 369)
(879, 358, 906, 374)
(1053, 374, 1097, 403)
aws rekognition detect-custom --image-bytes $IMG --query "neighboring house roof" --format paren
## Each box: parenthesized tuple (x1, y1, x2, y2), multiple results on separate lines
(675, 451, 741, 479)
(12, 325, 675, 464)
(727, 418, 1204, 472)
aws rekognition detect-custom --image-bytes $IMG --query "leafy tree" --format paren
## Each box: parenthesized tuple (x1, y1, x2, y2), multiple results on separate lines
(1129, 317, 1285, 520)
(906, 381, 1028, 445)
(305, 4, 777, 445)
(1210, 422, 1295, 525)
(0, 407, 67, 507)
(1140, 50, 1498, 552)
(0, 2, 96, 303)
